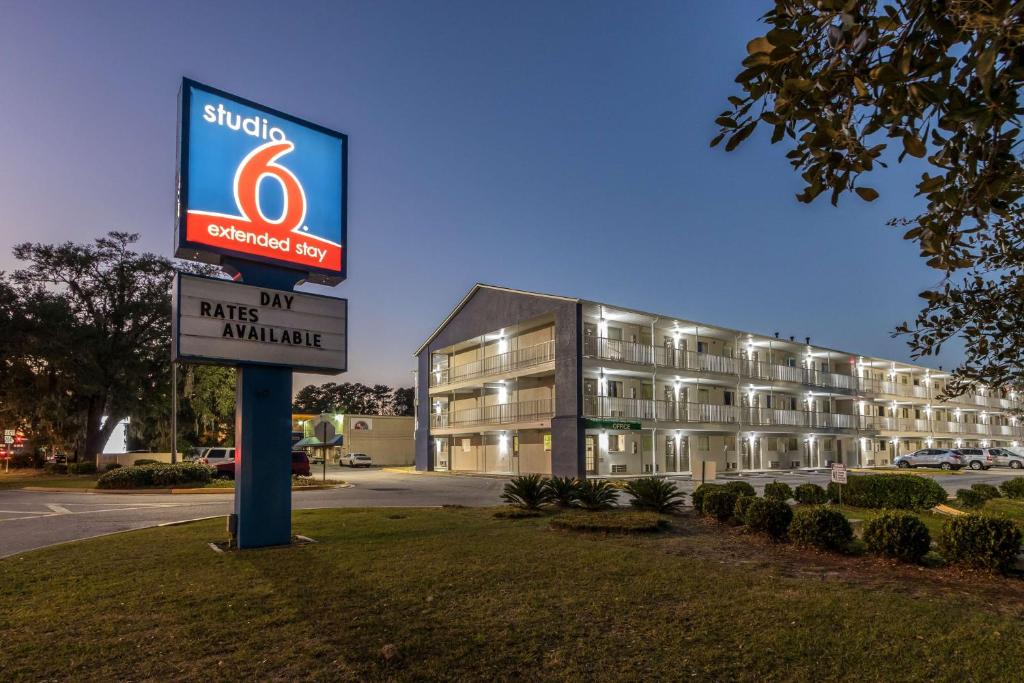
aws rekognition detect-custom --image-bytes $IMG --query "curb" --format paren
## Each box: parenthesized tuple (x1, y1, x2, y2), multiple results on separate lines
(17, 484, 347, 495)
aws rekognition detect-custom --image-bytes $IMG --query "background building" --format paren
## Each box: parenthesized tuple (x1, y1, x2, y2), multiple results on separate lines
(415, 284, 1024, 477)
(292, 413, 414, 466)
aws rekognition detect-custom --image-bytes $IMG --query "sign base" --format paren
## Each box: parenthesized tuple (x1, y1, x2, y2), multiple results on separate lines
(235, 364, 293, 548)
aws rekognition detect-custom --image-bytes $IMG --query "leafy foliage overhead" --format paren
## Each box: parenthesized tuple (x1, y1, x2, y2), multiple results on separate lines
(715, 0, 1024, 397)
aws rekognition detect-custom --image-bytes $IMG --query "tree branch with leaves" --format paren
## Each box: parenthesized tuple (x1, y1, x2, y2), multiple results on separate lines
(715, 0, 1024, 398)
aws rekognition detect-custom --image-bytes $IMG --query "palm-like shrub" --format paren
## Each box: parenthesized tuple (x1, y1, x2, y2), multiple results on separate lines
(623, 477, 685, 514)
(763, 481, 793, 502)
(501, 474, 552, 510)
(574, 479, 618, 511)
(545, 476, 582, 507)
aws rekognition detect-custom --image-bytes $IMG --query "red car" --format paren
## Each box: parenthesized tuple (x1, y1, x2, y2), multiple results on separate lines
(215, 451, 311, 479)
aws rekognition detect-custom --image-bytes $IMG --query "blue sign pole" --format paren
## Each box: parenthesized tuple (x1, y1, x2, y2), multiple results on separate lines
(226, 259, 303, 548)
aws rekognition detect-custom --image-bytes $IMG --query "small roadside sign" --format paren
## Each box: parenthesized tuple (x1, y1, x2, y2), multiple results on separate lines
(831, 463, 847, 484)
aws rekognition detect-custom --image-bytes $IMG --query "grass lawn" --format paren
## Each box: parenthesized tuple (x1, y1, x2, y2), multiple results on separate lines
(945, 497, 1024, 527)
(2, 508, 1024, 681)
(834, 504, 950, 537)
(0, 470, 98, 490)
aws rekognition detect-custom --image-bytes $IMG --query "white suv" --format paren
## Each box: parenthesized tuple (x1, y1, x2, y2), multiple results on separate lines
(198, 447, 235, 466)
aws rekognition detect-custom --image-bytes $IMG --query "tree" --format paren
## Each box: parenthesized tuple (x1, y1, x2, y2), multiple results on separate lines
(292, 382, 414, 416)
(393, 387, 415, 417)
(6, 232, 173, 460)
(715, 1, 1024, 397)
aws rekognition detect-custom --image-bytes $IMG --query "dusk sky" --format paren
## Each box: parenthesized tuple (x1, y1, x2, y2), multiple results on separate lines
(0, 1, 957, 390)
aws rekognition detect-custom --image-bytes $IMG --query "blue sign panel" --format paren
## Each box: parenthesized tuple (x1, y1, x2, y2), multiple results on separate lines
(176, 79, 347, 284)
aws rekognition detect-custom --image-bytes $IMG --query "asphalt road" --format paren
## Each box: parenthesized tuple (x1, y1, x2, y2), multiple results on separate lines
(1, 466, 1020, 558)
(0, 467, 505, 558)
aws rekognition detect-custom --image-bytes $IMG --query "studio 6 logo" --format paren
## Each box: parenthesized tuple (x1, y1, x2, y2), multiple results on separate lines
(234, 141, 307, 238)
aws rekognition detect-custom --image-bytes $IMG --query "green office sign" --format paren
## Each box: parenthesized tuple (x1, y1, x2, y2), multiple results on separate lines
(584, 419, 642, 431)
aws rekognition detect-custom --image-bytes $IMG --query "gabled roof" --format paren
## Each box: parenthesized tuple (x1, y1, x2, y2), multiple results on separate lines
(414, 283, 578, 355)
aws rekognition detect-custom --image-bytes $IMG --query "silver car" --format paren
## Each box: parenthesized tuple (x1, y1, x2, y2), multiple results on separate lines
(953, 448, 994, 471)
(894, 448, 964, 470)
(989, 448, 1024, 470)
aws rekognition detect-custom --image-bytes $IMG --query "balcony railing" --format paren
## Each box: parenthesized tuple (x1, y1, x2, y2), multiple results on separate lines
(430, 398, 555, 429)
(430, 340, 555, 387)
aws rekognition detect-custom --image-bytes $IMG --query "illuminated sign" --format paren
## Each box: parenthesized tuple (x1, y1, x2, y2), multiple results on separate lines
(173, 273, 347, 373)
(176, 79, 347, 284)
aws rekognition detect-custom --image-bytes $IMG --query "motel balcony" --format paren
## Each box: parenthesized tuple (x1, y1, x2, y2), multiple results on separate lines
(584, 337, 1024, 410)
(583, 337, 858, 394)
(861, 416, 1023, 438)
(429, 340, 555, 391)
(581, 397, 867, 432)
(430, 398, 555, 430)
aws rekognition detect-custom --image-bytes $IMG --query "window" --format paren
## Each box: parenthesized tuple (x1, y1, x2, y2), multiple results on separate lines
(697, 341, 708, 353)
(790, 397, 798, 410)
(765, 395, 773, 409)
(698, 436, 710, 451)
(608, 434, 625, 452)
(723, 390, 734, 406)
(543, 434, 551, 451)
(607, 381, 622, 398)
(631, 441, 638, 454)
(607, 326, 623, 341)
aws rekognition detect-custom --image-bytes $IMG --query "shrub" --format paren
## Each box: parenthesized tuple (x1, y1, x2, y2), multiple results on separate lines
(131, 458, 161, 466)
(550, 511, 668, 533)
(827, 474, 946, 509)
(789, 506, 853, 551)
(970, 483, 1001, 500)
(733, 494, 756, 522)
(743, 497, 792, 540)
(763, 481, 793, 502)
(702, 488, 739, 522)
(43, 463, 68, 475)
(493, 507, 543, 519)
(96, 462, 214, 489)
(67, 462, 97, 475)
(500, 474, 552, 510)
(939, 514, 1023, 572)
(999, 477, 1024, 500)
(574, 479, 618, 511)
(105, 463, 123, 472)
(691, 483, 721, 511)
(724, 480, 756, 498)
(862, 511, 931, 563)
(956, 488, 985, 509)
(622, 477, 685, 513)
(794, 483, 828, 505)
(544, 476, 581, 507)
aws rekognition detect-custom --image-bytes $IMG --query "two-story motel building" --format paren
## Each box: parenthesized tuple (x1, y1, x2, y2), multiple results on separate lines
(414, 284, 1024, 477)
